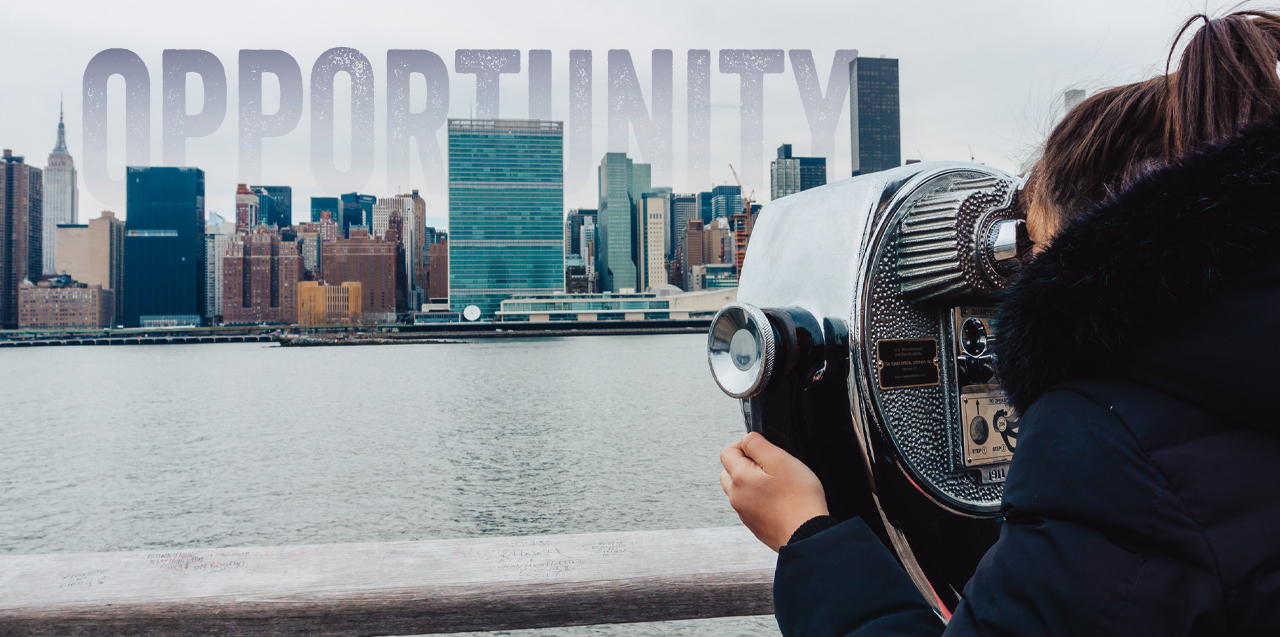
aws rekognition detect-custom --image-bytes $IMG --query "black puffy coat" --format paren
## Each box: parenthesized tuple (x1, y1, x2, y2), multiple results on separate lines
(772, 114, 1280, 636)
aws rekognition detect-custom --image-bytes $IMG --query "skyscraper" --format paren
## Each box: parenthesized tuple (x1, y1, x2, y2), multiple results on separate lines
(564, 209, 598, 295)
(55, 210, 124, 326)
(850, 57, 901, 176)
(710, 185, 742, 220)
(235, 184, 258, 234)
(597, 152, 650, 293)
(339, 193, 376, 237)
(639, 190, 669, 291)
(322, 229, 396, 323)
(771, 144, 827, 200)
(448, 119, 564, 318)
(683, 219, 704, 291)
(1, 150, 42, 328)
(564, 209, 598, 259)
(703, 216, 731, 267)
(397, 190, 428, 303)
(123, 166, 205, 327)
(1063, 88, 1086, 113)
(696, 191, 715, 225)
(43, 103, 77, 274)
(382, 201, 409, 312)
(310, 196, 339, 223)
(427, 232, 448, 300)
(251, 186, 284, 228)
(204, 212, 232, 322)
(221, 225, 300, 325)
(670, 194, 697, 258)
(249, 185, 291, 227)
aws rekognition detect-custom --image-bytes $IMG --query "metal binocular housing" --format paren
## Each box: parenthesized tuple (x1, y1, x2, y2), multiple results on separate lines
(707, 161, 1032, 618)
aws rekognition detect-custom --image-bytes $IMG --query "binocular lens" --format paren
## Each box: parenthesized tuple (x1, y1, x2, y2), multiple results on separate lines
(729, 329, 759, 371)
(708, 303, 777, 399)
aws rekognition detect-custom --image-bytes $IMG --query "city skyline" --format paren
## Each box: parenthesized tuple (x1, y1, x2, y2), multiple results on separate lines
(0, 1, 1196, 225)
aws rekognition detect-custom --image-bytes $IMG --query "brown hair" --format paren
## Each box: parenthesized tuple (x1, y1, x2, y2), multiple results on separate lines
(1031, 10, 1280, 240)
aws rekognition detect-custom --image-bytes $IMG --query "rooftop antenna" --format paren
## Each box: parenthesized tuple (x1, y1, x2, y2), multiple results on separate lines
(969, 146, 975, 162)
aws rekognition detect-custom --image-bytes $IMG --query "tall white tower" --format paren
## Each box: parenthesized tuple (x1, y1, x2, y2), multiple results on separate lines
(43, 99, 78, 274)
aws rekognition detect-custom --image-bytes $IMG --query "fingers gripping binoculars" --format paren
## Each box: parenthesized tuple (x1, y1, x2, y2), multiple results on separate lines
(707, 162, 1032, 617)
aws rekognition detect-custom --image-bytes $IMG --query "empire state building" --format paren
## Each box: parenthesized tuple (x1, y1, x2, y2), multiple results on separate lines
(42, 101, 78, 274)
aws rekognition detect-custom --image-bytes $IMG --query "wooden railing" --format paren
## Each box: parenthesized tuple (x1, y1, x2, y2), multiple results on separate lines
(0, 527, 776, 636)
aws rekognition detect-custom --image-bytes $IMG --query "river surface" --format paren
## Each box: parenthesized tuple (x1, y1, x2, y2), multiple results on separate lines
(0, 334, 780, 636)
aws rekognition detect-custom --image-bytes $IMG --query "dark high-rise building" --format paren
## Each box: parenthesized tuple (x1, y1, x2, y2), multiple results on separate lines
(250, 185, 290, 228)
(771, 144, 827, 200)
(564, 209, 597, 258)
(123, 166, 206, 327)
(850, 57, 901, 176)
(339, 193, 376, 237)
(565, 256, 590, 294)
(696, 191, 715, 225)
(253, 186, 279, 230)
(670, 194, 697, 258)
(250, 185, 291, 227)
(310, 196, 339, 223)
(1, 150, 42, 328)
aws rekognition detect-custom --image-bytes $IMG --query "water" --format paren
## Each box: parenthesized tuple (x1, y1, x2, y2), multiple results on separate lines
(0, 335, 780, 636)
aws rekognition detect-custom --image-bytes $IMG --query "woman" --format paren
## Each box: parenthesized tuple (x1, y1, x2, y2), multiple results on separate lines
(719, 11, 1280, 635)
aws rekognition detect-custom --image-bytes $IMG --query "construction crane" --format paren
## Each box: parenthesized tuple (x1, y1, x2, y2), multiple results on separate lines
(727, 164, 757, 273)
(727, 164, 756, 219)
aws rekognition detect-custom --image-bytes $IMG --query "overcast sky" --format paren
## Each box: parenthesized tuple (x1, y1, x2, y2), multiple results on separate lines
(0, 0, 1229, 229)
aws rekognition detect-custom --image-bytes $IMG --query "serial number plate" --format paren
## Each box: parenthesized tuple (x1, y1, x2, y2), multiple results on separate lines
(876, 338, 940, 390)
(977, 464, 1009, 485)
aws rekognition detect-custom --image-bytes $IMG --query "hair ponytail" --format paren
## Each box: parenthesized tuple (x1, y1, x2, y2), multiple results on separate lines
(1167, 11, 1280, 154)
(1031, 10, 1280, 239)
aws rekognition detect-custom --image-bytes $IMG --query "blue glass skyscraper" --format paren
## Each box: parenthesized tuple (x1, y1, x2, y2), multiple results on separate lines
(339, 193, 375, 237)
(310, 196, 339, 223)
(123, 166, 205, 327)
(448, 119, 564, 319)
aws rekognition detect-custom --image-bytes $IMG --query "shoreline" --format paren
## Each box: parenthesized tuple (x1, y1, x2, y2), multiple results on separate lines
(0, 319, 713, 347)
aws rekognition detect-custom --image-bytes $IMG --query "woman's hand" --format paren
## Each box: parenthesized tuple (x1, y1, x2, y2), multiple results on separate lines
(720, 432, 829, 552)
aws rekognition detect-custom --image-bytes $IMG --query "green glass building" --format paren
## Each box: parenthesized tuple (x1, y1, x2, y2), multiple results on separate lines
(448, 119, 564, 319)
(596, 152, 650, 293)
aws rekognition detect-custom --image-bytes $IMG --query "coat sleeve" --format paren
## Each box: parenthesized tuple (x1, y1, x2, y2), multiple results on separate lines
(774, 516, 944, 636)
(772, 388, 1223, 637)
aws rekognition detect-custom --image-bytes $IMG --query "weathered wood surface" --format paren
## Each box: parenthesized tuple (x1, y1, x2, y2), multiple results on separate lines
(0, 526, 776, 636)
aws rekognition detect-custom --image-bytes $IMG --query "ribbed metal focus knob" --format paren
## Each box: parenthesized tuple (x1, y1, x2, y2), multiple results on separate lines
(707, 303, 778, 399)
(896, 175, 1025, 304)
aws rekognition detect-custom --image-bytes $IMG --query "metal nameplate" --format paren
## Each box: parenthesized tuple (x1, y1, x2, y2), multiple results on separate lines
(876, 338, 940, 390)
(960, 391, 1016, 467)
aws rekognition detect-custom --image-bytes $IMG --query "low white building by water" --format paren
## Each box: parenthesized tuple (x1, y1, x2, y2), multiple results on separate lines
(496, 288, 736, 322)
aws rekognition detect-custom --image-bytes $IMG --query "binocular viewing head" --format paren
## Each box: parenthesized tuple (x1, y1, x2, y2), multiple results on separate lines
(707, 162, 1032, 616)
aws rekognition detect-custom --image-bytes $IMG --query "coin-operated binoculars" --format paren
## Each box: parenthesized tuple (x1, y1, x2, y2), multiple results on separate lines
(707, 162, 1032, 617)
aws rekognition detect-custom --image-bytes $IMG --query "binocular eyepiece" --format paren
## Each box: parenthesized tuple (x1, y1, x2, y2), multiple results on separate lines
(708, 303, 776, 399)
(707, 162, 1031, 617)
